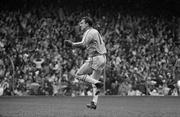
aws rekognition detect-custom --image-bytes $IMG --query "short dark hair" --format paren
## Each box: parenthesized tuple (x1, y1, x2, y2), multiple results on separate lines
(81, 16, 93, 26)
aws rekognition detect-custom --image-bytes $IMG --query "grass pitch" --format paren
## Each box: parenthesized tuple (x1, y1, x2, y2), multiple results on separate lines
(0, 96, 180, 117)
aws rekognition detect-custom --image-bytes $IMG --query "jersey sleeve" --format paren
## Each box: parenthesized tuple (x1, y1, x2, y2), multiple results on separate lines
(82, 30, 93, 46)
(92, 31, 101, 44)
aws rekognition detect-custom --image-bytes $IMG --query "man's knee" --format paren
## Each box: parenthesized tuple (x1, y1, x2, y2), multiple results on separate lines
(92, 84, 96, 89)
(177, 80, 180, 88)
(75, 70, 85, 81)
(75, 68, 91, 77)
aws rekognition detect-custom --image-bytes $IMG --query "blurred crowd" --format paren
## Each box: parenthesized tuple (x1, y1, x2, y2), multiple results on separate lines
(0, 0, 180, 96)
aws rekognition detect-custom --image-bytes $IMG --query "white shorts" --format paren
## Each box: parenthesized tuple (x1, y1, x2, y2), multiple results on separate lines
(87, 55, 106, 71)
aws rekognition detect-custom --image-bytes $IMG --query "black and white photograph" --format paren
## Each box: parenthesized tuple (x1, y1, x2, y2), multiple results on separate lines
(0, 0, 180, 117)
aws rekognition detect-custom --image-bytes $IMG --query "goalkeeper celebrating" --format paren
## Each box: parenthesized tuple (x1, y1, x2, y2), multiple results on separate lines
(64, 16, 107, 109)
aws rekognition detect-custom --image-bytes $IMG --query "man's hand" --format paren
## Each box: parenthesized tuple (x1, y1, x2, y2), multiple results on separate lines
(64, 40, 73, 48)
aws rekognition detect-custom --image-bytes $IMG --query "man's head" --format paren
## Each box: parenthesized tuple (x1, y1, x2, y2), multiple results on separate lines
(79, 16, 93, 31)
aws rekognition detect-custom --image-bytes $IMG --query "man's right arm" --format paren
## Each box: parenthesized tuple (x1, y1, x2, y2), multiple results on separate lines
(72, 41, 85, 48)
(64, 36, 86, 49)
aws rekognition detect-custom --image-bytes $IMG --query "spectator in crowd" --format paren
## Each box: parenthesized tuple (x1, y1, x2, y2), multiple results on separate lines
(0, 0, 179, 96)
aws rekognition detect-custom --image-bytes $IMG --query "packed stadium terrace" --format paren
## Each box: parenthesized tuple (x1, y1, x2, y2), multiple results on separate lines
(0, 0, 180, 96)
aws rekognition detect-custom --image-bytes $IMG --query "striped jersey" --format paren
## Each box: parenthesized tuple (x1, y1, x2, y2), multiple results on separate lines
(82, 28, 107, 57)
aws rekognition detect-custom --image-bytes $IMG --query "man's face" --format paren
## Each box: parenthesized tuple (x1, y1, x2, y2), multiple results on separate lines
(79, 19, 88, 31)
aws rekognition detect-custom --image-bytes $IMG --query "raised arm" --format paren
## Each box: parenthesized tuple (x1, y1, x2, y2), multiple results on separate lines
(64, 39, 85, 49)
(72, 40, 85, 48)
(64, 29, 93, 49)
